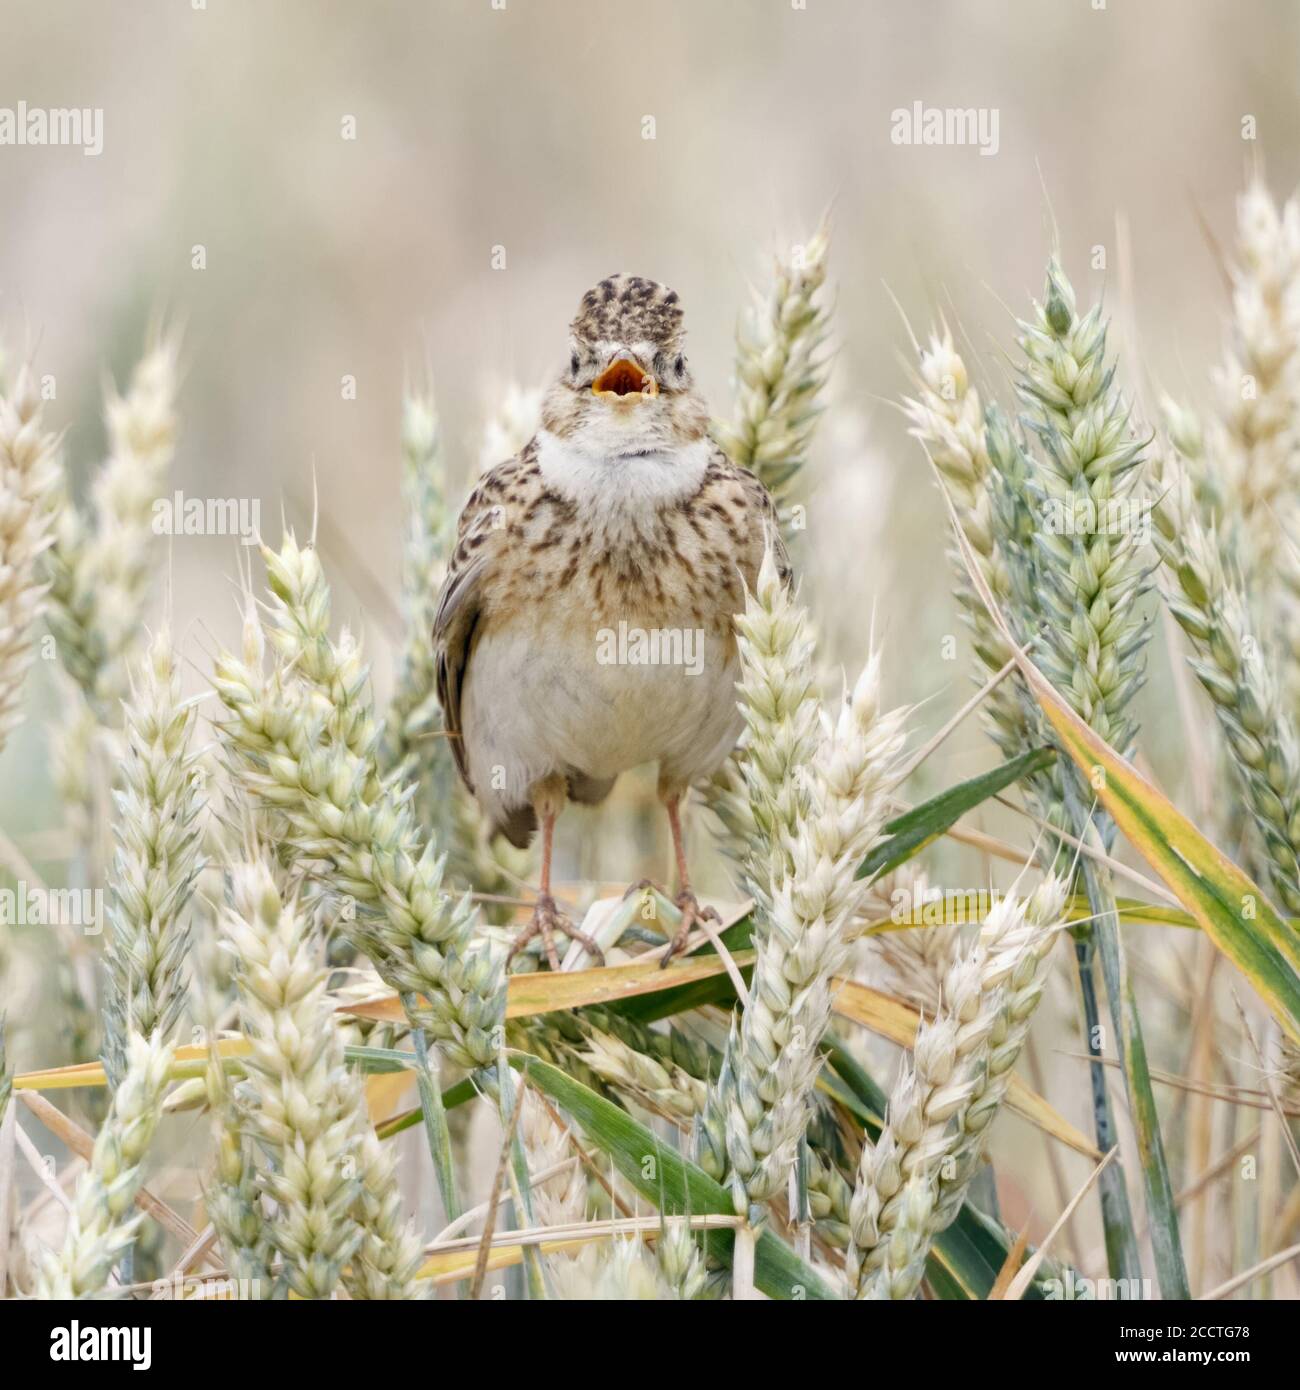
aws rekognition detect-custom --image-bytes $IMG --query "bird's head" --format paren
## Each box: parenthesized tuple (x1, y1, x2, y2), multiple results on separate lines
(540, 274, 708, 451)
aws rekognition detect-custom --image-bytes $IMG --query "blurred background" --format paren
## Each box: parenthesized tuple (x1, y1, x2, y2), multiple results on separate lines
(1, 0, 1297, 723)
(2, 0, 1299, 1290)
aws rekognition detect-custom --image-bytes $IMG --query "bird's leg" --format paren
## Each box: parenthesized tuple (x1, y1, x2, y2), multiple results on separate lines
(507, 777, 605, 971)
(659, 791, 720, 967)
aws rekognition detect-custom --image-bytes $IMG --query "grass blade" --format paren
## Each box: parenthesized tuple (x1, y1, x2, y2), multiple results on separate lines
(1076, 838, 1188, 1297)
(511, 1054, 839, 1299)
(1027, 658, 1300, 1042)
(857, 745, 1056, 881)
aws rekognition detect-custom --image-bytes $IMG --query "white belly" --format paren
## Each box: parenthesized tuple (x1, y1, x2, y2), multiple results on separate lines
(460, 616, 742, 821)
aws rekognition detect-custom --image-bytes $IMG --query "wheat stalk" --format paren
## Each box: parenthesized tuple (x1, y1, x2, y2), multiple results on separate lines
(347, 1118, 427, 1300)
(1015, 258, 1151, 758)
(0, 1021, 11, 1130)
(697, 556, 906, 1224)
(1153, 451, 1300, 915)
(34, 1031, 173, 1298)
(930, 878, 1068, 1228)
(46, 339, 179, 717)
(220, 861, 364, 1298)
(654, 1216, 711, 1300)
(901, 335, 1077, 867)
(579, 1028, 708, 1125)
(903, 331, 1027, 760)
(1007, 260, 1187, 1292)
(550, 1237, 675, 1300)
(102, 630, 206, 1089)
(520, 1091, 588, 1233)
(202, 1079, 275, 1292)
(221, 858, 424, 1300)
(0, 365, 62, 756)
(214, 535, 504, 1069)
(707, 550, 821, 919)
(379, 388, 453, 788)
(1211, 181, 1300, 576)
(199, 930, 274, 1295)
(714, 222, 831, 513)
(377, 388, 530, 912)
(845, 878, 1065, 1299)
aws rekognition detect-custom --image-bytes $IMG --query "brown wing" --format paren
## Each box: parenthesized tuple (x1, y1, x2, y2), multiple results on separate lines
(704, 444, 793, 590)
(433, 453, 525, 792)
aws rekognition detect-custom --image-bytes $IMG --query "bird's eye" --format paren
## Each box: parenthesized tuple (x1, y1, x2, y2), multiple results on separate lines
(673, 354, 685, 376)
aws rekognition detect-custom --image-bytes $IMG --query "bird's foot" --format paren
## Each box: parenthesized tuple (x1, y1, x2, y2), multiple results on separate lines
(507, 893, 606, 972)
(659, 889, 722, 968)
(623, 877, 669, 904)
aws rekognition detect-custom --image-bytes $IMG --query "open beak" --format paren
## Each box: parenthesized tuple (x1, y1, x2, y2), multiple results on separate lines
(592, 357, 658, 399)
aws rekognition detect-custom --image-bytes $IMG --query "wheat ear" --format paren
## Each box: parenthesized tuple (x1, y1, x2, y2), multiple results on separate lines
(846, 877, 1065, 1299)
(1211, 181, 1300, 577)
(0, 365, 62, 756)
(222, 859, 424, 1299)
(46, 339, 179, 716)
(35, 1031, 173, 1298)
(103, 630, 206, 1089)
(714, 222, 832, 513)
(379, 388, 453, 786)
(903, 331, 1026, 758)
(214, 535, 504, 1069)
(697, 553, 906, 1220)
(707, 547, 821, 919)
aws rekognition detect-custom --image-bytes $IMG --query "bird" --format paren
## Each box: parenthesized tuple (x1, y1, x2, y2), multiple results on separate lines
(434, 273, 790, 970)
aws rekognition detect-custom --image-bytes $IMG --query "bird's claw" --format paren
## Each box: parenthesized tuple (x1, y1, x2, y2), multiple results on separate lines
(659, 889, 721, 968)
(507, 893, 606, 972)
(623, 877, 667, 902)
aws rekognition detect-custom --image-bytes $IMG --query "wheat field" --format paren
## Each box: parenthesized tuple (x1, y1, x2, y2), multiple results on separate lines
(1, 0, 1299, 1316)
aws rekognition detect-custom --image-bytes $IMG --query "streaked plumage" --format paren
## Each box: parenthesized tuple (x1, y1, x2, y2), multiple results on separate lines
(434, 274, 789, 965)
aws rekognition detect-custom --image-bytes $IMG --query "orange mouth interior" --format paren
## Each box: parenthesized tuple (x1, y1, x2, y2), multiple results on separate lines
(592, 358, 657, 398)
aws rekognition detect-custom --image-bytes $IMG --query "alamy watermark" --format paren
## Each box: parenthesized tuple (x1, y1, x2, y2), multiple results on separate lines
(1042, 494, 1151, 544)
(152, 1273, 263, 1301)
(1041, 1271, 1154, 1300)
(890, 884, 1005, 925)
(152, 490, 261, 545)
(50, 1321, 150, 1369)
(0, 102, 102, 157)
(890, 102, 999, 156)
(0, 880, 102, 934)
(595, 622, 705, 677)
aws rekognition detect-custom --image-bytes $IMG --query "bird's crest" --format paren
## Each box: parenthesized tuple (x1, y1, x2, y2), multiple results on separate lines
(571, 274, 685, 354)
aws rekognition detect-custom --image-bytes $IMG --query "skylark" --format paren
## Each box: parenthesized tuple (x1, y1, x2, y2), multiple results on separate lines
(435, 274, 790, 968)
